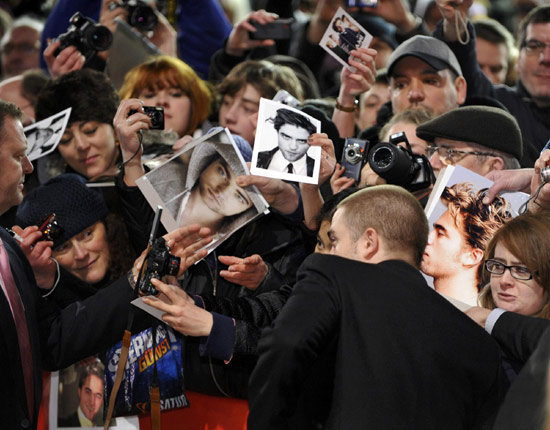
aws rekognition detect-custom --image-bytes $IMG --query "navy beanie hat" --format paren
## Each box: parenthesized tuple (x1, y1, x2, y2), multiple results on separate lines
(16, 174, 109, 248)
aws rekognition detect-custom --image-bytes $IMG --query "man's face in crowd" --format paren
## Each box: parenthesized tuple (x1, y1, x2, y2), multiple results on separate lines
(428, 137, 500, 177)
(476, 38, 509, 84)
(328, 208, 361, 261)
(276, 123, 311, 162)
(78, 374, 104, 421)
(390, 56, 465, 116)
(0, 26, 40, 78)
(219, 84, 261, 146)
(0, 78, 35, 126)
(356, 82, 390, 130)
(517, 22, 550, 107)
(370, 38, 393, 70)
(0, 116, 33, 215)
(421, 209, 471, 280)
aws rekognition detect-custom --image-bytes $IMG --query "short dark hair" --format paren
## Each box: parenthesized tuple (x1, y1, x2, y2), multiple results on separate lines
(0, 100, 22, 139)
(35, 69, 119, 125)
(271, 108, 316, 135)
(473, 18, 514, 48)
(518, 4, 550, 48)
(78, 364, 104, 389)
(217, 60, 303, 101)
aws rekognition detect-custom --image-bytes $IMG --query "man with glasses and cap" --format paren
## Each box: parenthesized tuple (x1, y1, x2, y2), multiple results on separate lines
(416, 105, 522, 177)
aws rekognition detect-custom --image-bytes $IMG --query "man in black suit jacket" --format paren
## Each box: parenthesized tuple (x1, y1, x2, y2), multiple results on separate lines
(257, 107, 317, 177)
(248, 185, 506, 429)
(0, 101, 212, 429)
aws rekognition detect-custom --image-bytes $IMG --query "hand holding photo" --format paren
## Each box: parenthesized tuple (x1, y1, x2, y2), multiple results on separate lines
(251, 98, 321, 185)
(319, 7, 373, 71)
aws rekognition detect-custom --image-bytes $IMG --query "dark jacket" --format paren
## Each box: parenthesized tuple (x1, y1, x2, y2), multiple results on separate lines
(257, 147, 315, 177)
(433, 21, 548, 167)
(0, 229, 139, 430)
(249, 254, 507, 430)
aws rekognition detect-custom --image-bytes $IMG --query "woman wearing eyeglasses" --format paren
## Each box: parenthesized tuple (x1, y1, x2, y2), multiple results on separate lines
(478, 210, 550, 318)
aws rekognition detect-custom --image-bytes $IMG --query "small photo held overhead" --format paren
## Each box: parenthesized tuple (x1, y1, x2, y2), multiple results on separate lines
(319, 7, 373, 72)
(251, 98, 321, 185)
(24, 107, 72, 162)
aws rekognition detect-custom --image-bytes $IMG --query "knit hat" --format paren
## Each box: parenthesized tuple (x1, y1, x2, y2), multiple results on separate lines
(16, 174, 109, 248)
(386, 35, 463, 78)
(415, 106, 523, 160)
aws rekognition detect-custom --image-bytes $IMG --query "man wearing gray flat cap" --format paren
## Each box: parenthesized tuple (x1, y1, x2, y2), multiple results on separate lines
(416, 105, 522, 177)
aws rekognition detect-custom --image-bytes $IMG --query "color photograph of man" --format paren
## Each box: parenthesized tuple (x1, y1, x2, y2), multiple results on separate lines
(252, 99, 321, 184)
(58, 364, 105, 427)
(421, 182, 512, 306)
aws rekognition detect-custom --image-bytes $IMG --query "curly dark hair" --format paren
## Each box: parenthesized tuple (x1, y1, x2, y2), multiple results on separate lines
(35, 69, 119, 125)
(441, 182, 512, 288)
(103, 213, 136, 282)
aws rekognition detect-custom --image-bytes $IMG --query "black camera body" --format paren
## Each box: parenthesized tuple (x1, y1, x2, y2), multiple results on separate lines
(249, 18, 294, 40)
(129, 106, 164, 130)
(368, 131, 434, 192)
(37, 213, 64, 242)
(138, 237, 181, 296)
(54, 12, 113, 59)
(341, 138, 369, 183)
(119, 0, 158, 32)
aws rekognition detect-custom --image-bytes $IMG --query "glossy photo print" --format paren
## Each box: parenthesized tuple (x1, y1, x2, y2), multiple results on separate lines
(251, 98, 321, 185)
(137, 128, 269, 255)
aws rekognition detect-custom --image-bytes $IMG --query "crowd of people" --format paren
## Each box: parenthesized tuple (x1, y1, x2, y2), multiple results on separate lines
(0, 0, 550, 429)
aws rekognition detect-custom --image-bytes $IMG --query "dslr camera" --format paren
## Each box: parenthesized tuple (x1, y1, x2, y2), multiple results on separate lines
(128, 106, 164, 130)
(138, 237, 181, 296)
(118, 0, 158, 32)
(37, 213, 63, 242)
(368, 131, 434, 192)
(341, 138, 369, 183)
(54, 12, 113, 59)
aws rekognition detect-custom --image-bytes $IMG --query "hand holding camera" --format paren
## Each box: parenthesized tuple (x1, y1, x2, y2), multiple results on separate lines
(225, 9, 280, 57)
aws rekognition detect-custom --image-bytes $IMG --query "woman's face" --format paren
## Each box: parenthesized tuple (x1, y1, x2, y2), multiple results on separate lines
(315, 219, 332, 254)
(490, 242, 547, 316)
(199, 158, 253, 217)
(59, 121, 118, 179)
(52, 221, 111, 284)
(138, 86, 192, 137)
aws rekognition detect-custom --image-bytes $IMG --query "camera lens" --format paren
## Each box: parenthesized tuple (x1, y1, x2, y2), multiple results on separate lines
(129, 5, 158, 31)
(370, 145, 394, 170)
(87, 25, 113, 51)
(344, 143, 363, 164)
(541, 166, 550, 183)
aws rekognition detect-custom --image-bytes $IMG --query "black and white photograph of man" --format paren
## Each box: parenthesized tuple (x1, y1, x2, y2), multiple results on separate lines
(24, 107, 71, 161)
(319, 7, 372, 72)
(251, 98, 321, 185)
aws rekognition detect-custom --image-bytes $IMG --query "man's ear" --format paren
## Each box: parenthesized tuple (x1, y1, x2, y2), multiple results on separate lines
(361, 227, 380, 261)
(454, 76, 467, 106)
(461, 248, 484, 268)
(487, 156, 505, 172)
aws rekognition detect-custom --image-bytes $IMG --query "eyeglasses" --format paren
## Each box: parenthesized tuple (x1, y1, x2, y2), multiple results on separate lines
(425, 145, 497, 166)
(521, 39, 550, 56)
(0, 41, 40, 55)
(484, 259, 537, 281)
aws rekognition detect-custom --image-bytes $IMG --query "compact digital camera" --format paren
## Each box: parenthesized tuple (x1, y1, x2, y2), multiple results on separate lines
(129, 106, 165, 130)
(37, 213, 64, 242)
(54, 13, 113, 59)
(138, 237, 180, 296)
(368, 131, 434, 192)
(341, 138, 369, 183)
(249, 18, 294, 40)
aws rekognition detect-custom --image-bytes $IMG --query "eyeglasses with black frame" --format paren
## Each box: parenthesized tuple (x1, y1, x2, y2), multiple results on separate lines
(521, 39, 550, 56)
(425, 145, 497, 166)
(484, 259, 537, 281)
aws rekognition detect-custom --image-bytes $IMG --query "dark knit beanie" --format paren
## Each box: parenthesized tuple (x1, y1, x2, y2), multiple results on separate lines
(416, 106, 523, 160)
(35, 69, 119, 124)
(16, 174, 109, 248)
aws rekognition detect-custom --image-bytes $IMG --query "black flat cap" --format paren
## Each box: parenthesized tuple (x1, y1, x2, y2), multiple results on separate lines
(386, 35, 463, 78)
(416, 106, 523, 160)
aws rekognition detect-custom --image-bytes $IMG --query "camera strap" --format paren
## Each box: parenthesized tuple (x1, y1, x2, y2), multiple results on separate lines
(104, 247, 161, 430)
